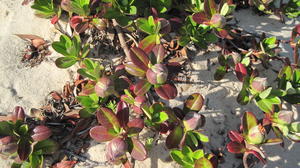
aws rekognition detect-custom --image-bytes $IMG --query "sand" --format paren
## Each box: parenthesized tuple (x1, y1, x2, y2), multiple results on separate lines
(0, 0, 299, 167)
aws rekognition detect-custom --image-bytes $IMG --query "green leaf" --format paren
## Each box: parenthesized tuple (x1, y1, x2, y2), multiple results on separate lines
(0, 121, 13, 136)
(170, 149, 185, 165)
(237, 87, 250, 105)
(70, 0, 90, 16)
(256, 96, 281, 113)
(290, 122, 300, 133)
(29, 154, 43, 168)
(220, 3, 229, 16)
(18, 124, 29, 136)
(259, 87, 272, 99)
(55, 57, 77, 68)
(193, 131, 209, 142)
(193, 149, 204, 160)
(242, 111, 258, 134)
(31, 0, 56, 18)
(33, 139, 58, 155)
(79, 108, 97, 118)
(152, 112, 169, 123)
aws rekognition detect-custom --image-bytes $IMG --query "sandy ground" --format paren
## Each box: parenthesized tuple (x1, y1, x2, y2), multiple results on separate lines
(0, 0, 299, 167)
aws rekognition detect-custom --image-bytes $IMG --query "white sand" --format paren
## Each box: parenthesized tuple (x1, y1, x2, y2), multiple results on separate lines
(0, 1, 299, 167)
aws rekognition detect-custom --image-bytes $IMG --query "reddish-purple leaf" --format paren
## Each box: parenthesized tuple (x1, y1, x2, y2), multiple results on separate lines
(96, 107, 120, 131)
(242, 112, 258, 134)
(194, 157, 214, 168)
(192, 12, 209, 24)
(134, 80, 152, 96)
(210, 14, 225, 28)
(0, 136, 17, 154)
(127, 118, 144, 134)
(155, 83, 177, 100)
(130, 138, 147, 161)
(124, 62, 146, 77)
(31, 125, 52, 142)
(228, 131, 244, 143)
(106, 138, 127, 162)
(17, 138, 32, 161)
(130, 47, 150, 71)
(70, 16, 89, 33)
(138, 35, 157, 54)
(116, 101, 129, 128)
(251, 77, 268, 92)
(184, 93, 204, 112)
(226, 141, 245, 154)
(152, 44, 166, 63)
(11, 106, 25, 123)
(51, 15, 59, 24)
(89, 126, 116, 142)
(166, 126, 184, 149)
(61, 0, 71, 12)
(183, 112, 205, 130)
(235, 63, 247, 82)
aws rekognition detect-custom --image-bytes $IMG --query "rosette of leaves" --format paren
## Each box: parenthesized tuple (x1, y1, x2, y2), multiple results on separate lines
(237, 74, 282, 113)
(277, 66, 300, 104)
(226, 111, 282, 168)
(121, 89, 148, 115)
(124, 45, 177, 100)
(76, 59, 130, 117)
(136, 15, 171, 53)
(52, 35, 90, 68)
(165, 93, 208, 150)
(89, 102, 147, 166)
(0, 106, 57, 168)
(191, 0, 236, 40)
(263, 110, 300, 142)
(31, 0, 61, 24)
(170, 146, 218, 168)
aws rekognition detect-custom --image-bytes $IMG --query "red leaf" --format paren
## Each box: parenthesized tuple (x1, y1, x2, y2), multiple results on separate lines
(11, 106, 25, 123)
(116, 101, 129, 128)
(226, 141, 245, 154)
(89, 126, 116, 142)
(228, 131, 244, 143)
(127, 118, 144, 134)
(184, 93, 204, 112)
(131, 138, 147, 161)
(155, 83, 177, 100)
(129, 47, 150, 71)
(152, 44, 166, 64)
(124, 62, 146, 77)
(53, 160, 77, 168)
(31, 125, 52, 142)
(17, 138, 32, 161)
(192, 12, 209, 24)
(235, 63, 247, 82)
(96, 107, 120, 131)
(134, 80, 152, 96)
(106, 138, 127, 162)
(166, 126, 184, 149)
(51, 15, 59, 24)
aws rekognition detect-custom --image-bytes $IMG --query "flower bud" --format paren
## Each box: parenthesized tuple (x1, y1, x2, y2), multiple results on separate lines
(106, 138, 127, 163)
(251, 77, 267, 92)
(247, 125, 266, 144)
(146, 64, 168, 85)
(95, 77, 115, 97)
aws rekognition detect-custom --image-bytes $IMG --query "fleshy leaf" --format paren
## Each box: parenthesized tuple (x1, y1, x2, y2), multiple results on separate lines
(184, 93, 204, 112)
(17, 138, 32, 161)
(152, 44, 166, 63)
(183, 112, 205, 130)
(134, 80, 152, 96)
(116, 101, 129, 128)
(264, 138, 283, 145)
(166, 126, 184, 149)
(228, 130, 244, 143)
(33, 139, 58, 154)
(96, 107, 120, 132)
(55, 57, 77, 68)
(11, 106, 25, 123)
(226, 141, 245, 154)
(194, 157, 214, 168)
(131, 138, 147, 161)
(106, 138, 127, 162)
(129, 47, 150, 71)
(235, 63, 247, 82)
(242, 112, 258, 134)
(31, 125, 52, 142)
(124, 62, 146, 77)
(89, 126, 116, 142)
(155, 83, 177, 100)
(127, 118, 144, 134)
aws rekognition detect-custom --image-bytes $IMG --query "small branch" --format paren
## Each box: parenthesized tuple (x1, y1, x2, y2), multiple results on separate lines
(112, 19, 131, 59)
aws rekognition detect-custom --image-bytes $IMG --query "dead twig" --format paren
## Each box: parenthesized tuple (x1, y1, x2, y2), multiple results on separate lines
(112, 19, 131, 60)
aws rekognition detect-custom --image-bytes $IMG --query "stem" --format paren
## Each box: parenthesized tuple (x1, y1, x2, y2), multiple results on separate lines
(112, 19, 131, 59)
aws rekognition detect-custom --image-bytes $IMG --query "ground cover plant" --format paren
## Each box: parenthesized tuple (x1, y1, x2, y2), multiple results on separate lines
(2, 0, 300, 167)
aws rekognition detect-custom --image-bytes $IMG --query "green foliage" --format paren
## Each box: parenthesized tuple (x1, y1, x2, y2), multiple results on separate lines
(31, 0, 56, 18)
